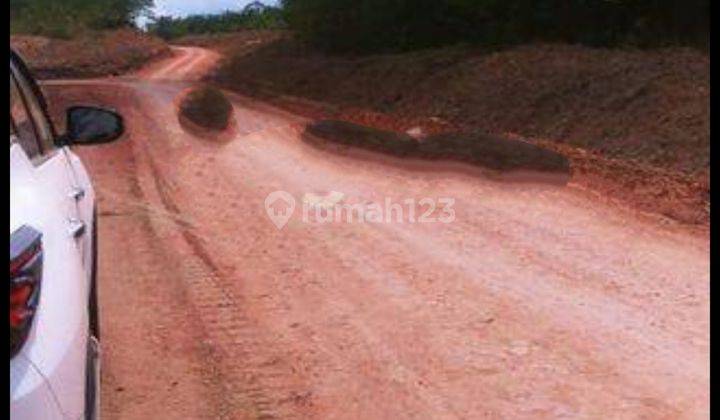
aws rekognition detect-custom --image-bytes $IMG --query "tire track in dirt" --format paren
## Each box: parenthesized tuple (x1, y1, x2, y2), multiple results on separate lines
(80, 89, 234, 419)
(129, 100, 310, 419)
(53, 44, 707, 419)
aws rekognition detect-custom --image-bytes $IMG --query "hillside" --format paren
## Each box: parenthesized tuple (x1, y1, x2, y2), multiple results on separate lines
(11, 29, 169, 79)
(185, 32, 709, 225)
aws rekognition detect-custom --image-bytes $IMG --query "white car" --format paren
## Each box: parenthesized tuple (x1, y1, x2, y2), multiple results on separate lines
(10, 49, 124, 420)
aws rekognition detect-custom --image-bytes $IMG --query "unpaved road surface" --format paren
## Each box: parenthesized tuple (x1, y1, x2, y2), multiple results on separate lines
(44, 47, 708, 419)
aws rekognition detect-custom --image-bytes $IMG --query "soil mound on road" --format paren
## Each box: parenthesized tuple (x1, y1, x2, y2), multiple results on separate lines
(305, 120, 570, 184)
(178, 86, 234, 135)
(189, 33, 709, 225)
(210, 38, 708, 177)
(11, 29, 169, 79)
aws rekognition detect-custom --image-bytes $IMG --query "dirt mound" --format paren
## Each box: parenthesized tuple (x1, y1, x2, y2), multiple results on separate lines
(177, 86, 234, 138)
(305, 120, 570, 184)
(189, 34, 708, 225)
(210, 39, 708, 174)
(11, 29, 169, 79)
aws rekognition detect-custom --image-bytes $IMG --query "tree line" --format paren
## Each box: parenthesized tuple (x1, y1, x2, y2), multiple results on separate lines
(147, 2, 285, 40)
(280, 0, 709, 52)
(11, 0, 708, 52)
(10, 0, 152, 38)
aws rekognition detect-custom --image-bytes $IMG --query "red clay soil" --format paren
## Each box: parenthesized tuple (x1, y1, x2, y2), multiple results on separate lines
(188, 33, 709, 226)
(39, 47, 708, 419)
(11, 29, 170, 79)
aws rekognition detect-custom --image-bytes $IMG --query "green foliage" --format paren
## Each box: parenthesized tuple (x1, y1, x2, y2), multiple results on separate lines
(10, 0, 152, 37)
(147, 2, 285, 40)
(281, 0, 709, 52)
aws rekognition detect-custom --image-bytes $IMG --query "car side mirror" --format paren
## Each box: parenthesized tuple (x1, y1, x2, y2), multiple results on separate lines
(60, 106, 124, 146)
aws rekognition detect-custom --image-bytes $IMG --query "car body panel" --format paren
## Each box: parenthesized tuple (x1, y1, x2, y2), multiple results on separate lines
(10, 50, 98, 419)
(64, 148, 96, 275)
(10, 143, 90, 420)
(10, 354, 66, 420)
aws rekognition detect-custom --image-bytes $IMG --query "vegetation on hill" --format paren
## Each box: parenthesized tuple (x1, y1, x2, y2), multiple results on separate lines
(10, 0, 151, 38)
(147, 2, 285, 40)
(280, 0, 709, 53)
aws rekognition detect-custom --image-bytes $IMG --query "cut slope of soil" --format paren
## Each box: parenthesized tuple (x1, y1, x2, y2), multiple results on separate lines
(11, 29, 169, 79)
(186, 33, 709, 226)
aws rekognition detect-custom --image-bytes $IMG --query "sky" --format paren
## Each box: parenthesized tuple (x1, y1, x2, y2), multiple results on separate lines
(151, 0, 277, 18)
(138, 0, 278, 26)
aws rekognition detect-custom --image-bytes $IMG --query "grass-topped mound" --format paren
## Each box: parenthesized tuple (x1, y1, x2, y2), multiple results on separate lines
(178, 86, 234, 132)
(304, 120, 570, 182)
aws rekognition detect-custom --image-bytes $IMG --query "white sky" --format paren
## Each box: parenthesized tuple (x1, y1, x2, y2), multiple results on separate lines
(152, 0, 277, 18)
(138, 0, 278, 26)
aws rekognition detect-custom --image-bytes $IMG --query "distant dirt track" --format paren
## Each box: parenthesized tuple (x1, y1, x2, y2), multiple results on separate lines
(44, 47, 708, 419)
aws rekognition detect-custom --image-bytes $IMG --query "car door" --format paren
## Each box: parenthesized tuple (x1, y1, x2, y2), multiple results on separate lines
(11, 53, 94, 273)
(61, 142, 96, 276)
(10, 64, 89, 419)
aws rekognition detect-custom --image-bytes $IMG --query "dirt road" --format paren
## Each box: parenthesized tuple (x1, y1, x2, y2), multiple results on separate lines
(44, 47, 709, 419)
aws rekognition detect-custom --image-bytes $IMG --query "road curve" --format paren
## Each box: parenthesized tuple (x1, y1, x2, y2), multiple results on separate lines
(46, 46, 708, 419)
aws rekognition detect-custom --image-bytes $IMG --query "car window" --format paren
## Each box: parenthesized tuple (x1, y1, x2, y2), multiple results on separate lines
(10, 61, 55, 156)
(10, 73, 42, 158)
